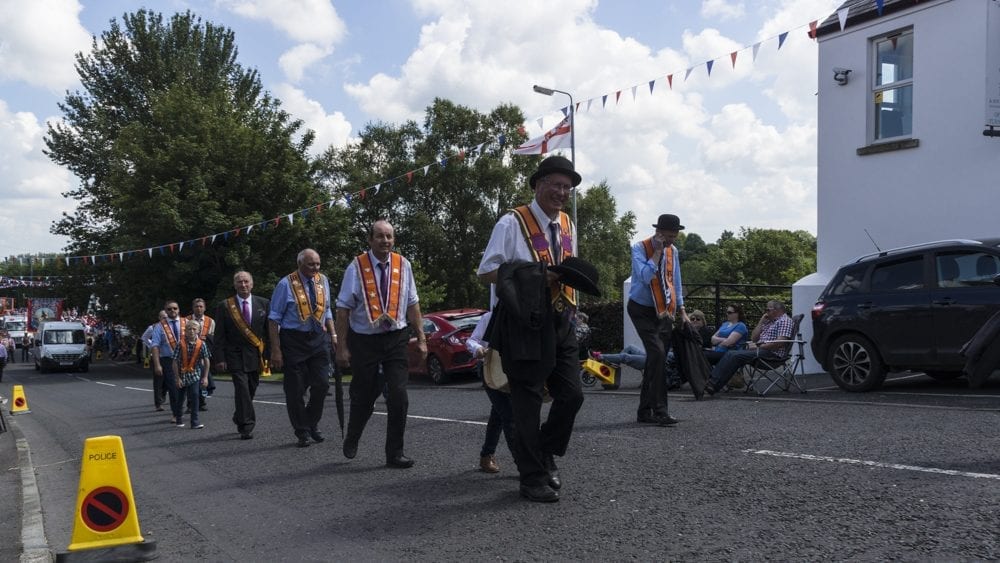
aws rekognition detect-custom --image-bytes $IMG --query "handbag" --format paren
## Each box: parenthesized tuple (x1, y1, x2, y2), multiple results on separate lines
(482, 349, 510, 392)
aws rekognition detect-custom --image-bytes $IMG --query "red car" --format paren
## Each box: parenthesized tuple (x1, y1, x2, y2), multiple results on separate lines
(407, 308, 486, 384)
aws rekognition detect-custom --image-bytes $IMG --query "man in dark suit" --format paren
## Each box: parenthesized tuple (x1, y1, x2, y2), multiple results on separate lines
(214, 271, 270, 440)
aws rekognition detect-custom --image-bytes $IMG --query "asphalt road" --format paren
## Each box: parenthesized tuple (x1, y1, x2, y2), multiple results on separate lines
(3, 359, 1000, 561)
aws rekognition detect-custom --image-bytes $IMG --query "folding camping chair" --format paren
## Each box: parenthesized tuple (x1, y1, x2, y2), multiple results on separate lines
(743, 313, 807, 396)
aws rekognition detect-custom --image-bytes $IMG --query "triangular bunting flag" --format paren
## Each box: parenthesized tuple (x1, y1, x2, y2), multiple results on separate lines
(875, 0, 884, 16)
(752, 42, 761, 61)
(536, 117, 543, 129)
(631, 85, 637, 101)
(246, 224, 253, 235)
(808, 20, 818, 39)
(615, 90, 621, 104)
(423, 165, 431, 175)
(838, 7, 849, 30)
(287, 213, 294, 225)
(730, 51, 738, 68)
(179, 241, 185, 252)
(648, 79, 655, 94)
(406, 171, 414, 184)
(778, 32, 788, 50)
(602, 94, 608, 107)
(684, 67, 693, 81)
(706, 60, 714, 76)
(667, 74, 673, 89)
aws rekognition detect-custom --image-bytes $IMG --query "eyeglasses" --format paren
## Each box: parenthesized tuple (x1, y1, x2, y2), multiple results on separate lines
(541, 179, 575, 193)
(166, 307, 179, 310)
(726, 310, 736, 314)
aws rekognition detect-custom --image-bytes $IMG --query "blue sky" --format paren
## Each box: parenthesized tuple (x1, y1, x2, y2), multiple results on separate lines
(0, 0, 843, 256)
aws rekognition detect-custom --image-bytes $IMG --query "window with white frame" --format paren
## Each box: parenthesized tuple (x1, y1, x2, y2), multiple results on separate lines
(871, 28, 913, 141)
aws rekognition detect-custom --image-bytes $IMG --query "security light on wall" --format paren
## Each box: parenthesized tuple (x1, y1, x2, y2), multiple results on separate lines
(833, 67, 852, 85)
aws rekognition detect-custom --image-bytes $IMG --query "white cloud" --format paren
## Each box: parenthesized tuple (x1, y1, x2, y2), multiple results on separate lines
(0, 100, 74, 254)
(272, 83, 353, 155)
(0, 0, 91, 92)
(341, 0, 836, 242)
(219, 0, 346, 83)
(700, 0, 745, 22)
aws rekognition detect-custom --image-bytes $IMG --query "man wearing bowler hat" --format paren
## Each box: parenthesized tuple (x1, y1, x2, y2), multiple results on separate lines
(478, 155, 586, 503)
(628, 214, 689, 427)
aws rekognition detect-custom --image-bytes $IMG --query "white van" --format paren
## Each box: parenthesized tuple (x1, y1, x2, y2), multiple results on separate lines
(3, 315, 28, 348)
(34, 321, 90, 373)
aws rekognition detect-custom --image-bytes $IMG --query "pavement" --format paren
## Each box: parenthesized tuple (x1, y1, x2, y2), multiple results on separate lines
(1, 399, 50, 562)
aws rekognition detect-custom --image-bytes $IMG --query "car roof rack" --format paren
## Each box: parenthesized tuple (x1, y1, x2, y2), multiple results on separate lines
(853, 239, 984, 263)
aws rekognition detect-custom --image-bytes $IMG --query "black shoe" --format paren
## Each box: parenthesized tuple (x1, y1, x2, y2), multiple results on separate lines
(519, 484, 559, 503)
(543, 454, 561, 490)
(296, 435, 310, 448)
(199, 405, 207, 412)
(657, 414, 679, 426)
(343, 439, 358, 459)
(240, 432, 253, 440)
(308, 428, 325, 443)
(638, 414, 679, 426)
(704, 382, 717, 396)
(386, 455, 415, 468)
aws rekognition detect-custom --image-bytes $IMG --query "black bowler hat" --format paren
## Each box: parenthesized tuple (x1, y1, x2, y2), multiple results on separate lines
(529, 155, 582, 188)
(652, 214, 684, 231)
(549, 256, 602, 297)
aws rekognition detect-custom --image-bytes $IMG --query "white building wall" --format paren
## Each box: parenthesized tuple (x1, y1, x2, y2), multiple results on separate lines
(795, 0, 1000, 373)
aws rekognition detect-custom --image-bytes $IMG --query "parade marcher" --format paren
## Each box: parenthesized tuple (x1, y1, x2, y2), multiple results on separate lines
(268, 249, 334, 448)
(188, 297, 216, 407)
(143, 310, 168, 410)
(627, 214, 689, 427)
(0, 335, 7, 382)
(214, 271, 270, 440)
(174, 320, 211, 429)
(336, 220, 426, 468)
(151, 301, 187, 423)
(477, 155, 586, 503)
(21, 333, 30, 362)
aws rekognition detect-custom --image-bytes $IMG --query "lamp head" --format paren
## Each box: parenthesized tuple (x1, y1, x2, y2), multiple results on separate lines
(833, 67, 852, 85)
(533, 84, 555, 96)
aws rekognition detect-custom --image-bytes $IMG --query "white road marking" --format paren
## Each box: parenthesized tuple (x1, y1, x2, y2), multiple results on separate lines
(95, 382, 116, 387)
(124, 387, 149, 392)
(249, 399, 486, 425)
(745, 449, 1000, 481)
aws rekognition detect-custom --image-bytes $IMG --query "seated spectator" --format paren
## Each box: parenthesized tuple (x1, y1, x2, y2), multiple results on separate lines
(593, 344, 647, 371)
(703, 304, 749, 365)
(687, 310, 714, 346)
(705, 300, 794, 395)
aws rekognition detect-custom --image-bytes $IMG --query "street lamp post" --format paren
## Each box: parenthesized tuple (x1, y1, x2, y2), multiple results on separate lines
(532, 84, 576, 231)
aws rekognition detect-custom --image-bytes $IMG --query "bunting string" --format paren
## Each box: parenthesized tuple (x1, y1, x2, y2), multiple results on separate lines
(43, 3, 886, 266)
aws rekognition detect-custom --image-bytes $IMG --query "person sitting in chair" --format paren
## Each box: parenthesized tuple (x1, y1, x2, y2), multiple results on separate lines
(704, 301, 793, 395)
(703, 304, 748, 365)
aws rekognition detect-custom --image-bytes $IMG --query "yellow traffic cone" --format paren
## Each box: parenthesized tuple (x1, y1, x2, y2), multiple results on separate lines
(142, 355, 150, 369)
(10, 385, 30, 415)
(59, 436, 156, 560)
(262, 360, 272, 377)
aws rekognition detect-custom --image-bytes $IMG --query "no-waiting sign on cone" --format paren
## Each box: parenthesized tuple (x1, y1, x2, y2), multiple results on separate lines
(56, 435, 156, 562)
(10, 385, 30, 415)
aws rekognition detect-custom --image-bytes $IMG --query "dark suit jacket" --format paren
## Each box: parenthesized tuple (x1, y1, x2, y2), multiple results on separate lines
(488, 261, 553, 366)
(213, 295, 270, 373)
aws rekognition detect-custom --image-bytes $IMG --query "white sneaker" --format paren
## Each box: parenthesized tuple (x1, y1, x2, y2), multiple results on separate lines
(193, 423, 204, 429)
(175, 423, 185, 428)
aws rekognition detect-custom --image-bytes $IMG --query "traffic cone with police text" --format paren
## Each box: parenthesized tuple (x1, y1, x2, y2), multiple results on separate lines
(56, 435, 156, 562)
(10, 385, 30, 415)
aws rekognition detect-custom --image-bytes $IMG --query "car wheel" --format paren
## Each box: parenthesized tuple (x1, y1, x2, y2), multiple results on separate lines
(427, 355, 449, 385)
(828, 334, 886, 392)
(925, 370, 962, 381)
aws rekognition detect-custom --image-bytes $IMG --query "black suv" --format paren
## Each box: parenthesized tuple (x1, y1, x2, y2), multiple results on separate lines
(811, 238, 1000, 391)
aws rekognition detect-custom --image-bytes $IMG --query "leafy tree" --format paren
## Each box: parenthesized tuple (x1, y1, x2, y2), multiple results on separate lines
(700, 227, 817, 285)
(44, 9, 351, 330)
(576, 181, 636, 302)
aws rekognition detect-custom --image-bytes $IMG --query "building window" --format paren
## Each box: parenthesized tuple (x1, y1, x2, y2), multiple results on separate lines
(871, 29, 913, 141)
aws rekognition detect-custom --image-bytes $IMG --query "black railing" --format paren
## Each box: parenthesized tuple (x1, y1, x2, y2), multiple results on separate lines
(682, 282, 792, 330)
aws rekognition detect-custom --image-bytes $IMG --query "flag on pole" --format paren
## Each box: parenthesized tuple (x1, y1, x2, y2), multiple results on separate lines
(512, 115, 572, 155)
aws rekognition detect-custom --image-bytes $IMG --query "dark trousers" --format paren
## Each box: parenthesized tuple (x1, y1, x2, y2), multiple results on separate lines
(627, 300, 673, 417)
(279, 331, 330, 437)
(153, 358, 169, 408)
(162, 358, 183, 419)
(345, 328, 410, 458)
(503, 316, 583, 488)
(481, 385, 515, 459)
(710, 349, 781, 388)
(231, 368, 260, 434)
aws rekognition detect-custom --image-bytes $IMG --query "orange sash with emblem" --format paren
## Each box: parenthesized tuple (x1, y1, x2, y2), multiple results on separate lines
(159, 317, 187, 355)
(511, 205, 576, 307)
(178, 339, 204, 375)
(642, 238, 677, 318)
(356, 252, 404, 329)
(288, 272, 326, 322)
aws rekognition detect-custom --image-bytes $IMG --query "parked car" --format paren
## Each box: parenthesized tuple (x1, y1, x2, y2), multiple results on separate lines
(811, 238, 1000, 391)
(407, 308, 486, 384)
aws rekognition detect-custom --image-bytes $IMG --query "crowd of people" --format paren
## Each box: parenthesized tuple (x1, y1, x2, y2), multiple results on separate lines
(2, 156, 796, 505)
